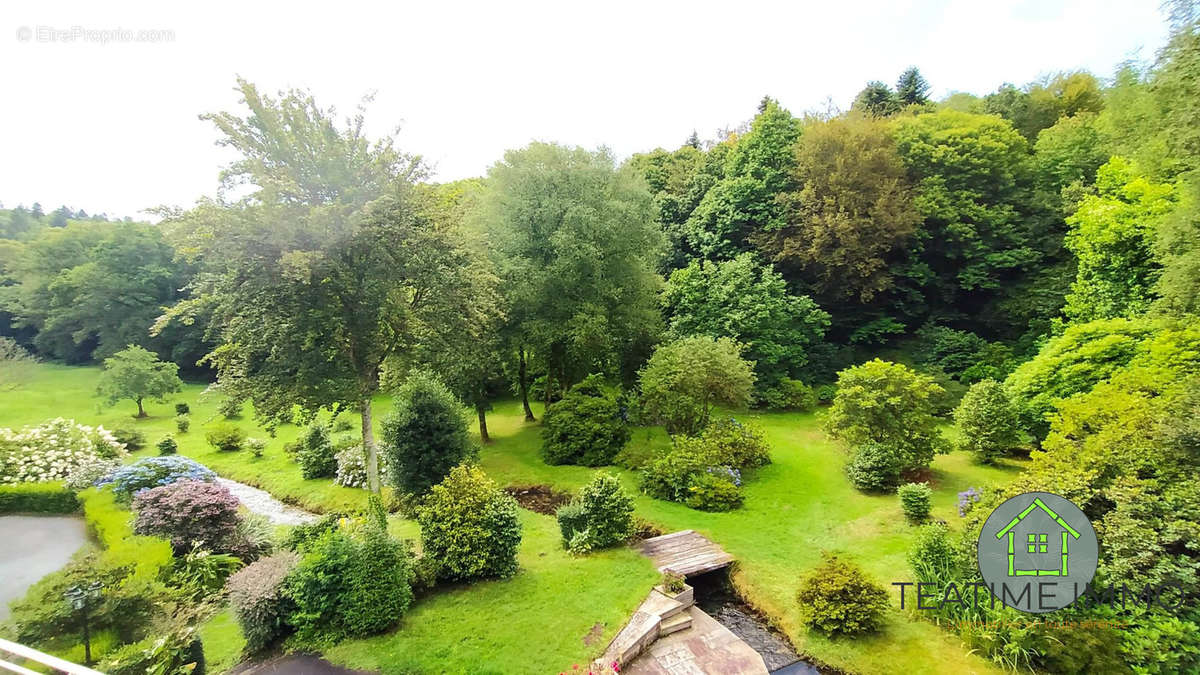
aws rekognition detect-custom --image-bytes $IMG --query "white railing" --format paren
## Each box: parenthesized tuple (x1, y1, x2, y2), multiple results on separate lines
(0, 638, 104, 675)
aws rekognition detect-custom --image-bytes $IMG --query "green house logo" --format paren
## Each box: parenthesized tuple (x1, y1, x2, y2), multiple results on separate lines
(977, 492, 1098, 613)
(994, 496, 1080, 577)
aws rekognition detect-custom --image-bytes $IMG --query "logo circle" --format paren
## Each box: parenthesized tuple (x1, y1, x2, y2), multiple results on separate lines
(977, 491, 1097, 614)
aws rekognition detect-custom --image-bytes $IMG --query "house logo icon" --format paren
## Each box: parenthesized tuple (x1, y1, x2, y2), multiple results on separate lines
(977, 492, 1098, 613)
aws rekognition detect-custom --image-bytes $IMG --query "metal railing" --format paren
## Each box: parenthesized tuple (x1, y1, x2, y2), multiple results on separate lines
(0, 638, 103, 675)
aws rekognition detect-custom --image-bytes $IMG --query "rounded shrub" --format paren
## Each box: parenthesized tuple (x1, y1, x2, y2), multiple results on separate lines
(897, 482, 933, 523)
(759, 378, 818, 411)
(296, 423, 337, 479)
(685, 472, 743, 511)
(205, 422, 245, 453)
(954, 379, 1021, 463)
(284, 524, 413, 645)
(246, 437, 267, 458)
(381, 372, 474, 494)
(418, 465, 521, 582)
(541, 376, 630, 467)
(227, 550, 299, 653)
(96, 456, 216, 502)
(156, 436, 178, 456)
(111, 424, 147, 451)
(133, 480, 241, 554)
(639, 436, 744, 511)
(556, 473, 635, 553)
(1, 418, 127, 484)
(700, 418, 771, 470)
(175, 415, 190, 433)
(174, 403, 190, 416)
(796, 553, 889, 635)
(844, 442, 903, 492)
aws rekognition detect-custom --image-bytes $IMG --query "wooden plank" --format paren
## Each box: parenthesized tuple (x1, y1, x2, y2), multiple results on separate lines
(637, 530, 734, 576)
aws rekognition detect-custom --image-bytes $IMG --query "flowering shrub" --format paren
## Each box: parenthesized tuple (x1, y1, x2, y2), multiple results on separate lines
(639, 436, 744, 511)
(334, 444, 367, 488)
(227, 550, 299, 653)
(957, 487, 982, 517)
(64, 457, 123, 491)
(0, 418, 127, 485)
(133, 480, 241, 554)
(96, 456, 216, 502)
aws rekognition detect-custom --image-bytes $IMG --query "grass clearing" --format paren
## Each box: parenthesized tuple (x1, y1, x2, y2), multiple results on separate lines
(1, 363, 1023, 673)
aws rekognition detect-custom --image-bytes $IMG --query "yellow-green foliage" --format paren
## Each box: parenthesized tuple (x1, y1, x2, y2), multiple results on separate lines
(79, 487, 173, 578)
(0, 481, 79, 513)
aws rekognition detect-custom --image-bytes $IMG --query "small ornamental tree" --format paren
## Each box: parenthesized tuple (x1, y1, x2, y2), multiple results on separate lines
(417, 465, 521, 582)
(796, 553, 889, 635)
(954, 379, 1021, 463)
(639, 336, 755, 436)
(826, 359, 949, 473)
(96, 345, 183, 417)
(541, 375, 630, 466)
(133, 480, 241, 554)
(381, 372, 474, 495)
(556, 473, 635, 553)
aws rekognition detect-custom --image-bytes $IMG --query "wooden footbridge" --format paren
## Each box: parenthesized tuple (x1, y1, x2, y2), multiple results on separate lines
(635, 529, 734, 576)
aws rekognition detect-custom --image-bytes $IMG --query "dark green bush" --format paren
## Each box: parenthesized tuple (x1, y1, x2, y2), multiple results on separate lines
(205, 423, 245, 453)
(0, 482, 78, 513)
(296, 423, 337, 479)
(111, 423, 146, 451)
(541, 375, 630, 467)
(796, 553, 888, 635)
(283, 524, 413, 646)
(759, 378, 818, 411)
(381, 372, 474, 494)
(418, 465, 522, 582)
(556, 474, 635, 553)
(157, 435, 178, 455)
(844, 442, 903, 492)
(174, 403, 190, 416)
(897, 482, 933, 523)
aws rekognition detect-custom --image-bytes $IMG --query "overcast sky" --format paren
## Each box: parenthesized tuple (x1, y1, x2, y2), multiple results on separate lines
(1, 0, 1172, 220)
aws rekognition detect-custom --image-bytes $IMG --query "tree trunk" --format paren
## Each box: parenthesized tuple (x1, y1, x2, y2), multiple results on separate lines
(477, 404, 491, 444)
(136, 397, 146, 418)
(361, 397, 381, 494)
(519, 347, 535, 422)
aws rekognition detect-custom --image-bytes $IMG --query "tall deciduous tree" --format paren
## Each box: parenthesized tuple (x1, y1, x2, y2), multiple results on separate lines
(638, 336, 755, 435)
(757, 115, 921, 305)
(161, 80, 487, 494)
(96, 345, 183, 417)
(1062, 157, 1175, 322)
(478, 142, 664, 412)
(685, 100, 802, 259)
(662, 252, 828, 399)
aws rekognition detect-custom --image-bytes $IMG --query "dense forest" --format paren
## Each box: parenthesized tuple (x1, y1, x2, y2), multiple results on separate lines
(2, 8, 1200, 674)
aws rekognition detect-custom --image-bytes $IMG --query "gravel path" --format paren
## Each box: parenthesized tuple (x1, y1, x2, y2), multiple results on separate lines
(217, 477, 319, 526)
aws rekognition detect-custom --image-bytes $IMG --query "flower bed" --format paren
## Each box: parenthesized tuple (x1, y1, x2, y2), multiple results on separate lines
(0, 418, 127, 484)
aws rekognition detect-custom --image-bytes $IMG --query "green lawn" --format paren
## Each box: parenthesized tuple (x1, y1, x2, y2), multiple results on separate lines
(1, 363, 1023, 674)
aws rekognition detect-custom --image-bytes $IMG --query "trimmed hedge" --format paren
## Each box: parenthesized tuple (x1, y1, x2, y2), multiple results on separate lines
(0, 482, 79, 514)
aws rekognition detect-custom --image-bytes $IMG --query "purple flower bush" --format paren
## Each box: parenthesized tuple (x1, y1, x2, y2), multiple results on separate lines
(133, 480, 240, 554)
(956, 487, 982, 517)
(95, 455, 216, 501)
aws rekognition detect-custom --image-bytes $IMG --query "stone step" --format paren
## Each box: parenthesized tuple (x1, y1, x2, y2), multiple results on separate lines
(640, 589, 686, 620)
(658, 611, 693, 637)
(601, 610, 661, 665)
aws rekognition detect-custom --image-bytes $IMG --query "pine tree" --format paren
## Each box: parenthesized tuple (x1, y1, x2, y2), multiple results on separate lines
(896, 67, 931, 106)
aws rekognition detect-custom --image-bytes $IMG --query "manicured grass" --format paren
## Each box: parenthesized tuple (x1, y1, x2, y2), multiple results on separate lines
(197, 608, 247, 674)
(2, 364, 1022, 674)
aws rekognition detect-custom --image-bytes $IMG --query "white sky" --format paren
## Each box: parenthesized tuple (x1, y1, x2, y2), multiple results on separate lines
(1, 0, 1171, 220)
